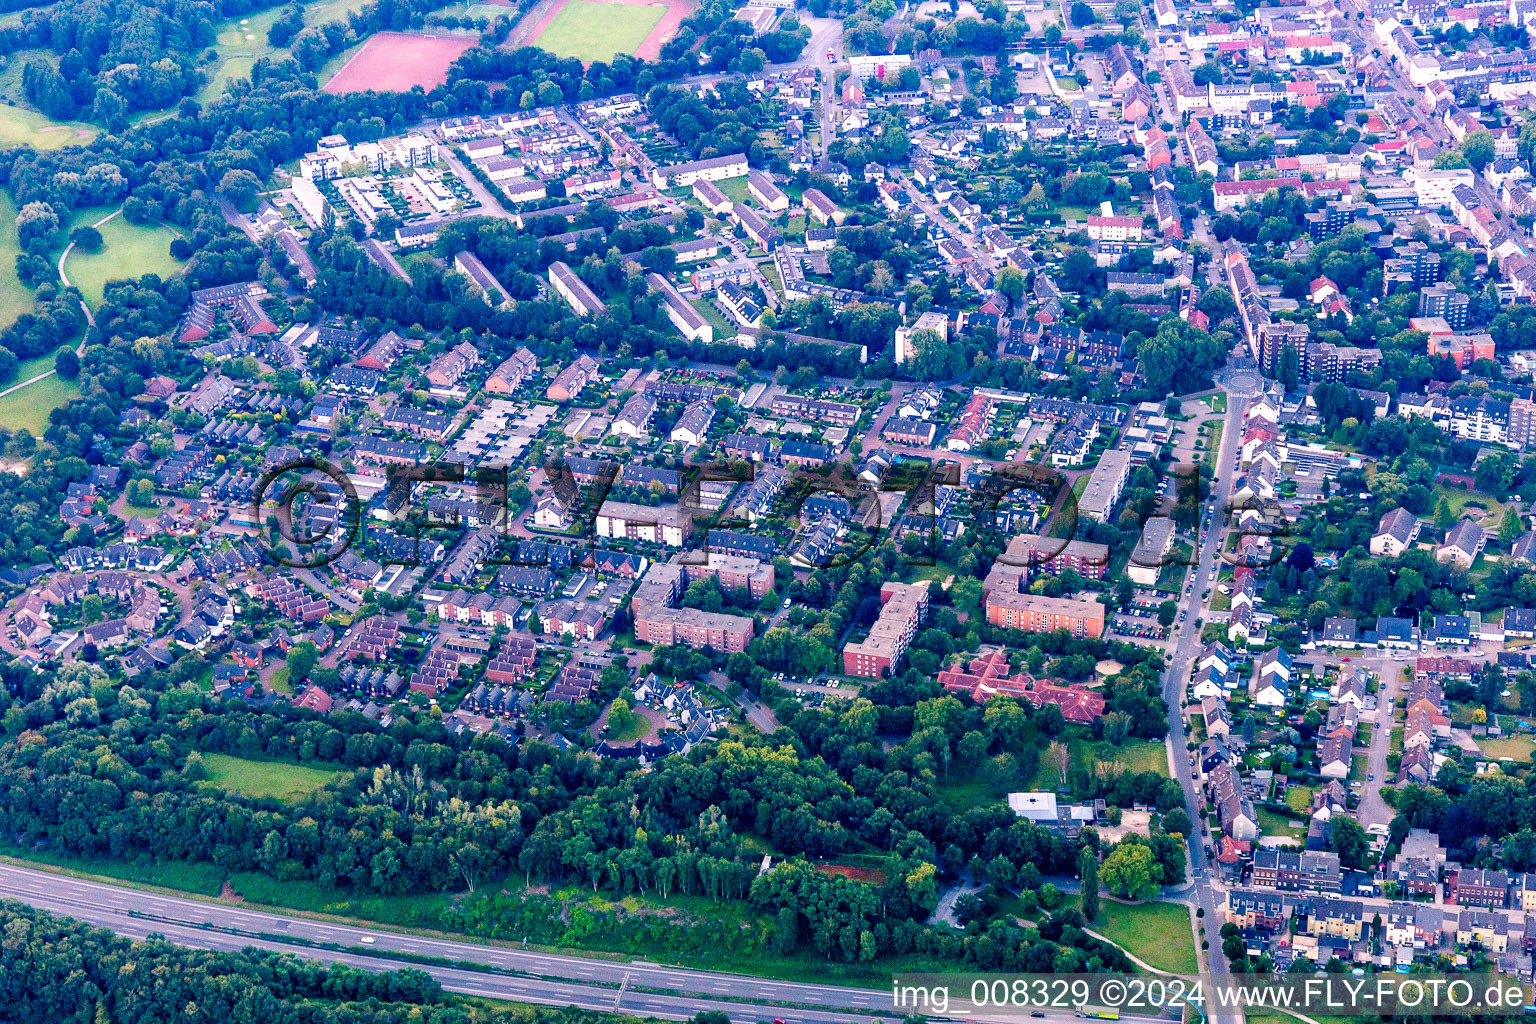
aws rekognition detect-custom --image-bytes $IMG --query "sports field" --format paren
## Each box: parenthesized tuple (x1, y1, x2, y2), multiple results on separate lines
(63, 214, 184, 307)
(529, 0, 672, 61)
(323, 31, 477, 93)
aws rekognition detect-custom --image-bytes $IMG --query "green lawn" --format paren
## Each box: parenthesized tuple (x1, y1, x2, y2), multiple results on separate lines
(1256, 807, 1306, 841)
(1283, 785, 1313, 813)
(1434, 485, 1503, 522)
(1092, 900, 1198, 975)
(690, 297, 733, 336)
(195, 7, 287, 104)
(1069, 737, 1169, 778)
(13, 346, 69, 382)
(64, 214, 184, 306)
(0, 100, 95, 149)
(0, 372, 78, 434)
(269, 665, 293, 694)
(713, 174, 752, 204)
(1479, 735, 1535, 763)
(533, 0, 667, 62)
(200, 752, 343, 803)
(0, 192, 32, 334)
(604, 709, 650, 742)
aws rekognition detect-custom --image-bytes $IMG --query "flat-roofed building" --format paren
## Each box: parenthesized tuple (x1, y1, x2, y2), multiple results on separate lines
(1078, 449, 1131, 522)
(842, 581, 929, 678)
(1128, 516, 1176, 586)
(986, 591, 1105, 638)
(595, 501, 691, 546)
(632, 604, 754, 652)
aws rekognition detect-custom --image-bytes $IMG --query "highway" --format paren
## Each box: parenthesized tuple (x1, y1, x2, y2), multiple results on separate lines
(0, 862, 903, 1023)
(0, 861, 1192, 1024)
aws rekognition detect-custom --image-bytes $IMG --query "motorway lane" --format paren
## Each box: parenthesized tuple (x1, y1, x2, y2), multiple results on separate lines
(0, 863, 900, 1021)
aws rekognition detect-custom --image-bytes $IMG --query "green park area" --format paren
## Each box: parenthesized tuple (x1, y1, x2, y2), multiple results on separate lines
(63, 213, 184, 306)
(0, 193, 33, 330)
(0, 374, 79, 434)
(533, 0, 666, 62)
(1090, 899, 1198, 974)
(196, 0, 375, 104)
(199, 753, 343, 804)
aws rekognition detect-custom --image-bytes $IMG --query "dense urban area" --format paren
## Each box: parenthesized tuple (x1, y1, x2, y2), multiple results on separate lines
(4, 0, 1536, 1018)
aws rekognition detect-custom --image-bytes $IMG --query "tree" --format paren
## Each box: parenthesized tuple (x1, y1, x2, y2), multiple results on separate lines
(219, 169, 262, 211)
(996, 266, 1026, 310)
(54, 347, 79, 379)
(1078, 846, 1100, 922)
(1461, 129, 1496, 171)
(1501, 507, 1524, 545)
(1328, 815, 1370, 869)
(1101, 842, 1159, 900)
(68, 225, 103, 252)
(1161, 807, 1192, 838)
(1070, 0, 1095, 24)
(1433, 496, 1456, 531)
(1157, 600, 1178, 627)
(285, 640, 319, 683)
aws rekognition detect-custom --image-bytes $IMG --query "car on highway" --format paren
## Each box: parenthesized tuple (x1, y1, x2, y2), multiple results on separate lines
(359, 936, 376, 944)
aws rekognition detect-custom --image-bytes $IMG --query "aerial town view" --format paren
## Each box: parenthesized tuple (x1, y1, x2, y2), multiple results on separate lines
(6, 0, 1536, 1018)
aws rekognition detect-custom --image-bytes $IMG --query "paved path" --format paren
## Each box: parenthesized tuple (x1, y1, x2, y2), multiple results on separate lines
(2, 208, 117, 402)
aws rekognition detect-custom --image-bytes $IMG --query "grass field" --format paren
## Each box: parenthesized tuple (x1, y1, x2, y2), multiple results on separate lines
(1256, 806, 1306, 842)
(0, 51, 99, 145)
(0, 373, 78, 434)
(200, 753, 343, 803)
(1070, 737, 1169, 778)
(195, 0, 376, 104)
(12, 346, 68, 382)
(64, 214, 183, 306)
(196, 6, 288, 104)
(690, 297, 733, 336)
(1092, 900, 1198, 974)
(0, 847, 227, 897)
(1479, 734, 1536, 762)
(0, 193, 32, 333)
(0, 104, 93, 149)
(935, 770, 1003, 814)
(533, 0, 666, 62)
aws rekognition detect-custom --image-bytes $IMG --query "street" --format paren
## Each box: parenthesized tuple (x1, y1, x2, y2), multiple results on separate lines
(1158, 388, 1247, 1024)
